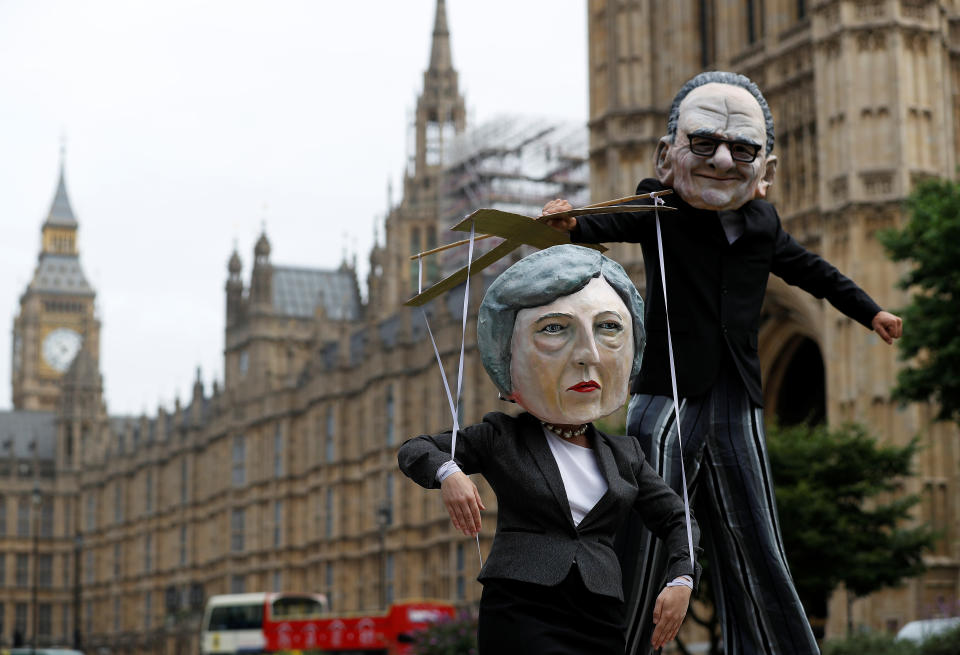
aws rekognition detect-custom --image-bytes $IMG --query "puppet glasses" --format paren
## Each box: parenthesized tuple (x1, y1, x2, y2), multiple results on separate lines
(686, 133, 762, 163)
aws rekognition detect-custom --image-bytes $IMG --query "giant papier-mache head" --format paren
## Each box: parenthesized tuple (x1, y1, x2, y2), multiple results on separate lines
(655, 70, 778, 212)
(477, 245, 645, 425)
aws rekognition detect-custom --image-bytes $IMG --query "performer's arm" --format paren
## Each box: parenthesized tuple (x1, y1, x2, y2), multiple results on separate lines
(397, 420, 492, 488)
(397, 420, 493, 536)
(631, 456, 701, 583)
(770, 214, 902, 341)
(541, 199, 653, 244)
(631, 452, 700, 648)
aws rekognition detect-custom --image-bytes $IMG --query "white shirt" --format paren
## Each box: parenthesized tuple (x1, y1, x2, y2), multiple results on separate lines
(544, 429, 693, 589)
(543, 427, 607, 526)
(718, 210, 745, 244)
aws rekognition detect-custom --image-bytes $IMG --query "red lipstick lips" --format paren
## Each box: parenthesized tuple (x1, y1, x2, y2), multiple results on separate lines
(568, 381, 600, 392)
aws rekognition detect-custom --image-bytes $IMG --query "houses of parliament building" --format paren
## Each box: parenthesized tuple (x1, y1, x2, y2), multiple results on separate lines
(1, 1, 957, 652)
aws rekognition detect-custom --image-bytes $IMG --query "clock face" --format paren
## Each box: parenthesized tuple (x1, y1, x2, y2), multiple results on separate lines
(42, 327, 83, 373)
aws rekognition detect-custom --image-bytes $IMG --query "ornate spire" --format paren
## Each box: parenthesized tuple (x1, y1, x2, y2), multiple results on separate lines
(61, 343, 101, 391)
(254, 231, 271, 259)
(428, 0, 453, 73)
(45, 147, 78, 227)
(251, 230, 273, 307)
(228, 245, 242, 275)
(414, 0, 466, 175)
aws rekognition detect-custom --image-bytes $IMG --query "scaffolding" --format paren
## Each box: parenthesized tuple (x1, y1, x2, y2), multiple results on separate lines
(437, 114, 590, 274)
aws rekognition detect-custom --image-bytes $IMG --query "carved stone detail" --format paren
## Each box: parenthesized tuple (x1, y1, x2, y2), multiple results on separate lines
(861, 170, 895, 196)
(902, 0, 930, 20)
(829, 175, 850, 201)
(856, 0, 886, 19)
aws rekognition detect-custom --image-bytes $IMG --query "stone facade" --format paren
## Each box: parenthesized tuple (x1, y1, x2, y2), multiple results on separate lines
(69, 2, 503, 647)
(587, 0, 959, 639)
(5, 2, 956, 653)
(1, 2, 589, 654)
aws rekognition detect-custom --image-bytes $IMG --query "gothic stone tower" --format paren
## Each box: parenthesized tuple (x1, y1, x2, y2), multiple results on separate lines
(587, 0, 958, 636)
(1, 156, 101, 649)
(12, 158, 100, 412)
(371, 0, 467, 315)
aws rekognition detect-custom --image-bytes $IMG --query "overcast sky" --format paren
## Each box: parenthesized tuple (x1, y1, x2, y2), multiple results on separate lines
(0, 1, 588, 415)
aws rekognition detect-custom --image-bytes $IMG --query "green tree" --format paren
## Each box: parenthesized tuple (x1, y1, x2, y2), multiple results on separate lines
(878, 178, 960, 425)
(820, 623, 960, 655)
(821, 631, 918, 655)
(767, 422, 937, 624)
(917, 623, 960, 655)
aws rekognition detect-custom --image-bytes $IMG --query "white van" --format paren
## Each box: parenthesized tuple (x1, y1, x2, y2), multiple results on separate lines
(895, 617, 960, 643)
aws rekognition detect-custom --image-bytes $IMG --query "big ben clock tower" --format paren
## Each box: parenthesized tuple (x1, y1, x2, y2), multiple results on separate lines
(12, 156, 100, 410)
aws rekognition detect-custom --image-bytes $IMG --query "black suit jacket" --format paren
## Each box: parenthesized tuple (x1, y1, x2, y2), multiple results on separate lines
(573, 179, 882, 405)
(398, 411, 700, 600)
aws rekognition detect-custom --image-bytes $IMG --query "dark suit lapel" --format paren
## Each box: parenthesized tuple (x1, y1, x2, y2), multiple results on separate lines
(576, 429, 621, 532)
(519, 414, 576, 531)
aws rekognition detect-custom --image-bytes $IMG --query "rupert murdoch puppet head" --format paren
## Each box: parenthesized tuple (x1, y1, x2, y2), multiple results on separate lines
(655, 71, 777, 212)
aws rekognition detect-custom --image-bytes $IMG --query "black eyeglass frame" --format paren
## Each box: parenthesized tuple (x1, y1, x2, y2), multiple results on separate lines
(685, 133, 762, 163)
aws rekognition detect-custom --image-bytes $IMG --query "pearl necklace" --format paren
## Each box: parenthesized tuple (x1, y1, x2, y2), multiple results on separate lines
(541, 421, 588, 440)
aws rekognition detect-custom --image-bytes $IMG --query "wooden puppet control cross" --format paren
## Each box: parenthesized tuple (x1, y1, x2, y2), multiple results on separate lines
(404, 190, 675, 307)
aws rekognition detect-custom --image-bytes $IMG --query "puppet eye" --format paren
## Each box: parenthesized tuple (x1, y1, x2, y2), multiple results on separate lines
(597, 320, 623, 332)
(539, 322, 565, 334)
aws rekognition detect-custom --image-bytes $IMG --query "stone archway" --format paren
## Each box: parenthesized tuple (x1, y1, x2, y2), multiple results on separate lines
(766, 336, 826, 426)
(759, 279, 827, 426)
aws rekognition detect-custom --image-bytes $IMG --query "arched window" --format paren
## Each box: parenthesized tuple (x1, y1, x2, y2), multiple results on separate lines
(773, 338, 826, 426)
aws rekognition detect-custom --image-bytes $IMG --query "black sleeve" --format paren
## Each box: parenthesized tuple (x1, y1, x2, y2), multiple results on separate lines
(571, 203, 654, 245)
(770, 215, 882, 329)
(397, 419, 496, 489)
(630, 440, 702, 587)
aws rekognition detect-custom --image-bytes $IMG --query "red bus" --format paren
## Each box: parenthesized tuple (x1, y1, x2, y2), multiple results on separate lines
(262, 600, 456, 655)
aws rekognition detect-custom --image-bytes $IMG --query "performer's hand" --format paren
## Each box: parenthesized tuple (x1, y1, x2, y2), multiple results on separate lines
(650, 585, 691, 649)
(871, 310, 903, 344)
(540, 198, 577, 232)
(441, 471, 485, 536)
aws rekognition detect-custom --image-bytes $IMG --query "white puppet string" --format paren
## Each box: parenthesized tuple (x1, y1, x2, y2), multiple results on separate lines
(653, 196, 697, 572)
(417, 221, 483, 567)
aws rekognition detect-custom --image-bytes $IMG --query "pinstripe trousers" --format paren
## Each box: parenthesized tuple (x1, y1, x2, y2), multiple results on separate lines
(619, 363, 819, 655)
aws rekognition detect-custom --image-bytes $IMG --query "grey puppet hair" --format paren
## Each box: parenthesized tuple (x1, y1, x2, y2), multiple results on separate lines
(665, 71, 775, 155)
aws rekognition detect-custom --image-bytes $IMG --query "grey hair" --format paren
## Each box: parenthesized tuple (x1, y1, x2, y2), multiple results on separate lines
(666, 71, 775, 155)
(477, 244, 645, 396)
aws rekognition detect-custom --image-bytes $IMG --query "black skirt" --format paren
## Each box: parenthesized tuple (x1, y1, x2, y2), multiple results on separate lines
(478, 565, 626, 654)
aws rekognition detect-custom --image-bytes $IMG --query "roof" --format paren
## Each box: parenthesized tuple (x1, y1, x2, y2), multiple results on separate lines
(272, 266, 360, 320)
(0, 410, 57, 460)
(28, 253, 95, 296)
(45, 166, 78, 227)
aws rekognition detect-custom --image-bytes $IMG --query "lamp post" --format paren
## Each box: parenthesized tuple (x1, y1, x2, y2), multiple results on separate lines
(375, 502, 392, 610)
(31, 484, 41, 655)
